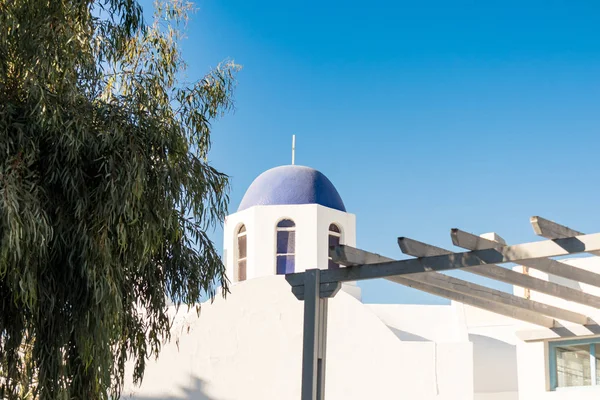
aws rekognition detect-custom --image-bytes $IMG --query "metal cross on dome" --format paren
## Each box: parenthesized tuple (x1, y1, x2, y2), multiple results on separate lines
(285, 216, 600, 400)
(292, 134, 296, 165)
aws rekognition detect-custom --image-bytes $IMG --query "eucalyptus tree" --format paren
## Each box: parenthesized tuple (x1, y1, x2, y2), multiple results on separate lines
(0, 1, 238, 398)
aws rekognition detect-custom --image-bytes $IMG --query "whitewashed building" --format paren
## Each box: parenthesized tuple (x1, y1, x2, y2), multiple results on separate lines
(123, 164, 600, 400)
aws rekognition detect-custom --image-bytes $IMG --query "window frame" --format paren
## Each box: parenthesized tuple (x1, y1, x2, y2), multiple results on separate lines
(328, 223, 343, 269)
(275, 218, 296, 274)
(236, 224, 247, 282)
(549, 337, 600, 391)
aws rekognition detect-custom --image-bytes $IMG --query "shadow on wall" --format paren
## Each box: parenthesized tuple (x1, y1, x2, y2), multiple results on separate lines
(122, 376, 216, 400)
(546, 271, 583, 290)
(470, 334, 518, 394)
(387, 326, 430, 342)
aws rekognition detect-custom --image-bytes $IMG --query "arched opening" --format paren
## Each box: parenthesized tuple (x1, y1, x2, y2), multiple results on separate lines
(236, 224, 247, 281)
(328, 223, 342, 269)
(276, 219, 296, 274)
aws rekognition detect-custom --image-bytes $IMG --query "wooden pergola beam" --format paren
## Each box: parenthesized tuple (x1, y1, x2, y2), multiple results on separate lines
(398, 237, 600, 309)
(394, 239, 591, 325)
(286, 233, 600, 287)
(451, 229, 600, 288)
(531, 216, 582, 239)
(328, 246, 561, 327)
(388, 276, 557, 328)
(531, 216, 600, 257)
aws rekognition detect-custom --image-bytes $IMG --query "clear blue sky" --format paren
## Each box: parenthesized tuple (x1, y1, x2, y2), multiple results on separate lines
(146, 1, 600, 303)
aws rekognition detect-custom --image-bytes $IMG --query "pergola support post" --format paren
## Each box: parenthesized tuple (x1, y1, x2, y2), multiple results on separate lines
(301, 269, 328, 400)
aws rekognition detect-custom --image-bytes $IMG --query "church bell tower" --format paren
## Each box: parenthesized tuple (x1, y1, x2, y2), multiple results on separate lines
(223, 165, 360, 299)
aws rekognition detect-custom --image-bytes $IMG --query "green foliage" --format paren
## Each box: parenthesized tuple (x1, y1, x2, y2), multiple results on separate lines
(0, 1, 239, 398)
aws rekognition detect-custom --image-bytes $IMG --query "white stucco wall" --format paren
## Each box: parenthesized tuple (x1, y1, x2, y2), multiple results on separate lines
(122, 276, 477, 400)
(456, 304, 522, 400)
(511, 257, 600, 399)
(368, 303, 519, 400)
(223, 204, 356, 281)
(367, 304, 466, 342)
(127, 226, 600, 400)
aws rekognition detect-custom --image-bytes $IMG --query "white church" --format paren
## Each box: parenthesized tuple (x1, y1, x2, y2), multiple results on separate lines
(123, 164, 600, 400)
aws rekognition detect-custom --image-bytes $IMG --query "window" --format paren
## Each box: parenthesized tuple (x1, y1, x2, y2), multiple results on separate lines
(276, 219, 295, 274)
(549, 338, 600, 390)
(236, 225, 247, 281)
(328, 224, 342, 269)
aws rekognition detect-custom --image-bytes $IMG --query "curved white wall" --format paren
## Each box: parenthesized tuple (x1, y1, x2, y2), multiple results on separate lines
(122, 276, 473, 400)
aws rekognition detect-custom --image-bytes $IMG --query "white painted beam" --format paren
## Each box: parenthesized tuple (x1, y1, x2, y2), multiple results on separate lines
(516, 323, 600, 342)
(451, 229, 600, 288)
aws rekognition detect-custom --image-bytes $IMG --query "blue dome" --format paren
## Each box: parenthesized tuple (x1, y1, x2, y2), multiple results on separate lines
(238, 165, 346, 212)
